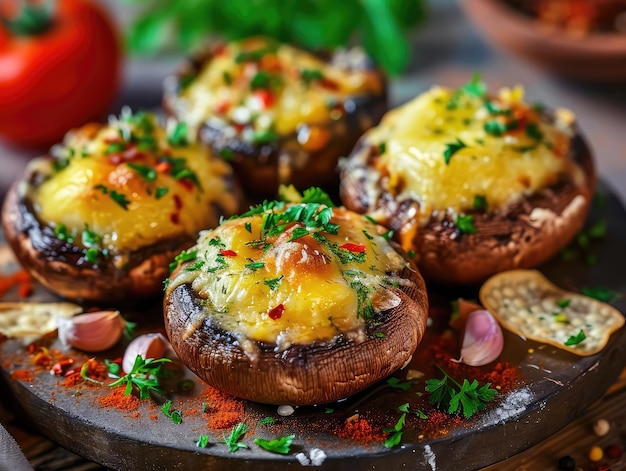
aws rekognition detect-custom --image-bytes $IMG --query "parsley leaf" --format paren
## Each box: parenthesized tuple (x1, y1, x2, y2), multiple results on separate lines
(161, 400, 183, 424)
(168, 122, 189, 147)
(221, 422, 249, 453)
(443, 138, 467, 165)
(473, 195, 488, 212)
(462, 72, 487, 98)
(196, 435, 210, 448)
(254, 435, 295, 454)
(582, 287, 620, 303)
(108, 355, 171, 400)
(264, 275, 284, 291)
(455, 215, 477, 234)
(564, 329, 586, 347)
(127, 162, 157, 182)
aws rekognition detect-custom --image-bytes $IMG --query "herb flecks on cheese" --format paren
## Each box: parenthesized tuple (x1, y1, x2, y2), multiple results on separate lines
(479, 269, 625, 356)
(175, 37, 383, 142)
(365, 76, 581, 225)
(167, 201, 410, 351)
(26, 109, 238, 257)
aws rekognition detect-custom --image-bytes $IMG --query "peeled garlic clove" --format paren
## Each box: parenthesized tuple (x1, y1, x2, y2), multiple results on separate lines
(459, 309, 504, 367)
(57, 310, 125, 352)
(122, 333, 170, 373)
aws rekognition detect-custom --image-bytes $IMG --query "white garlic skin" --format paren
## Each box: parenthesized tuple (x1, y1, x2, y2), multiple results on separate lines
(122, 333, 170, 373)
(57, 310, 125, 352)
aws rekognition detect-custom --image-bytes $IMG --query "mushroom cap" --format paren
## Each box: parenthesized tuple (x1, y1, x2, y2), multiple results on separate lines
(2, 180, 200, 303)
(163, 38, 388, 197)
(164, 260, 428, 405)
(340, 133, 595, 285)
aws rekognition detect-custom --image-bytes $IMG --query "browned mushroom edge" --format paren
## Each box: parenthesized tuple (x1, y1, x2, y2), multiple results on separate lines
(163, 44, 388, 197)
(164, 259, 427, 406)
(339, 131, 596, 286)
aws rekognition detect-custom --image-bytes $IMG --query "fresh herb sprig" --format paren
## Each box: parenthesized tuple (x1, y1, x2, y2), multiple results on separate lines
(108, 355, 171, 400)
(425, 366, 497, 419)
(221, 422, 249, 453)
(122, 0, 425, 75)
(254, 434, 295, 454)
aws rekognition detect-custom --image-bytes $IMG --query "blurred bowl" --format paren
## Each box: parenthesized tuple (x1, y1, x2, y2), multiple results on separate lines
(461, 0, 626, 82)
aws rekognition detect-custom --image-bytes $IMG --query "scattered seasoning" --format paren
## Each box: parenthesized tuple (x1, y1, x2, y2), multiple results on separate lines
(202, 386, 245, 430)
(336, 415, 386, 444)
(220, 249, 237, 257)
(11, 369, 34, 382)
(0, 270, 33, 299)
(97, 386, 140, 412)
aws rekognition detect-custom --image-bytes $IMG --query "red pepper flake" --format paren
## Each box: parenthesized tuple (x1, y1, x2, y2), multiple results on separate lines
(320, 77, 339, 91)
(11, 369, 35, 382)
(0, 270, 33, 299)
(268, 303, 285, 320)
(339, 243, 367, 253)
(156, 161, 171, 173)
(173, 194, 183, 210)
(177, 178, 195, 192)
(220, 249, 237, 257)
(215, 100, 232, 114)
(170, 212, 180, 224)
(253, 89, 274, 108)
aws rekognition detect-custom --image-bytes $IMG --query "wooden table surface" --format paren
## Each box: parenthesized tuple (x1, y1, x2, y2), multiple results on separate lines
(1, 1, 625, 470)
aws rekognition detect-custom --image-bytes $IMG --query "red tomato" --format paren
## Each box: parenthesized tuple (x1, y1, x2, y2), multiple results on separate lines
(0, 0, 122, 149)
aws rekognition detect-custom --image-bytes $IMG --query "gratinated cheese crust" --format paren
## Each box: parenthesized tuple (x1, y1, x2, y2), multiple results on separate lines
(23, 111, 239, 258)
(360, 83, 583, 226)
(166, 204, 410, 351)
(169, 36, 385, 141)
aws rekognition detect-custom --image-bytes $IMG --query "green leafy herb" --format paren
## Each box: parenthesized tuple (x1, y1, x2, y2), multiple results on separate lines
(381, 230, 394, 241)
(169, 249, 198, 273)
(289, 227, 310, 241)
(161, 400, 183, 424)
(300, 68, 324, 85)
(556, 298, 571, 308)
(378, 141, 387, 154)
(94, 184, 130, 210)
(300, 187, 336, 208)
(84, 248, 101, 264)
(264, 275, 284, 291)
(127, 162, 157, 182)
(484, 120, 507, 137)
(473, 195, 488, 212)
(245, 261, 265, 271)
(462, 72, 486, 98)
(582, 287, 619, 303)
(80, 361, 103, 385)
(235, 48, 269, 63)
(425, 366, 497, 419)
(54, 224, 75, 244)
(350, 279, 375, 319)
(455, 215, 477, 234)
(258, 417, 276, 427)
(383, 405, 407, 448)
(104, 359, 121, 376)
(219, 148, 235, 161)
(161, 156, 201, 190)
(443, 138, 467, 165)
(254, 435, 295, 454)
(525, 123, 544, 141)
(415, 410, 428, 419)
(196, 435, 210, 448)
(168, 122, 189, 147)
(564, 329, 586, 346)
(221, 422, 249, 453)
(105, 142, 126, 154)
(252, 129, 280, 143)
(386, 377, 415, 391)
(109, 355, 171, 400)
(155, 186, 169, 199)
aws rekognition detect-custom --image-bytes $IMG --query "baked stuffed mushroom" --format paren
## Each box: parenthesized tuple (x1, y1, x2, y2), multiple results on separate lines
(163, 36, 387, 197)
(340, 76, 595, 284)
(164, 189, 428, 405)
(2, 110, 240, 303)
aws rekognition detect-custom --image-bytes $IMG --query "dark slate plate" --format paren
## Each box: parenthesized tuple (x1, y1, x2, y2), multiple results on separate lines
(1, 182, 624, 471)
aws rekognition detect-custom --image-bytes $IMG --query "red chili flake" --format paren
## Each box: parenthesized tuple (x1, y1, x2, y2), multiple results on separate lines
(339, 243, 367, 253)
(173, 194, 183, 210)
(253, 89, 274, 108)
(51, 359, 75, 376)
(107, 155, 124, 166)
(156, 161, 171, 173)
(215, 100, 231, 114)
(177, 178, 195, 192)
(268, 304, 285, 320)
(320, 77, 339, 91)
(170, 212, 180, 224)
(220, 249, 237, 257)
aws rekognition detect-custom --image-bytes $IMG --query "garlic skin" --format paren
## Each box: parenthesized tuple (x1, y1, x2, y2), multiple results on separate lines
(57, 310, 125, 352)
(122, 333, 170, 373)
(459, 309, 504, 367)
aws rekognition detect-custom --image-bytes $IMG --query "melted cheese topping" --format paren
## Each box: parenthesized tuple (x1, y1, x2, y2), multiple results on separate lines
(365, 86, 580, 225)
(27, 113, 238, 254)
(168, 206, 409, 350)
(174, 37, 383, 139)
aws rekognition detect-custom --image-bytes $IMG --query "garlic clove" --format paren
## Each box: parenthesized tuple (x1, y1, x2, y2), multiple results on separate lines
(57, 310, 125, 352)
(122, 333, 170, 374)
(459, 309, 504, 367)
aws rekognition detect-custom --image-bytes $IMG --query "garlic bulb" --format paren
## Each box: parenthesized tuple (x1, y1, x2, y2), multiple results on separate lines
(57, 310, 125, 352)
(459, 309, 504, 366)
(122, 333, 170, 373)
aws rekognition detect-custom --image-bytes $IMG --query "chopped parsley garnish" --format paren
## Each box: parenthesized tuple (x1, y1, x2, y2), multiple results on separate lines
(564, 330, 586, 346)
(222, 71, 233, 85)
(381, 230, 394, 241)
(462, 72, 487, 98)
(161, 156, 202, 190)
(257, 417, 276, 427)
(254, 435, 295, 455)
(250, 71, 271, 90)
(235, 48, 268, 63)
(289, 227, 310, 241)
(473, 194, 488, 212)
(105, 142, 127, 154)
(219, 148, 235, 161)
(443, 138, 467, 165)
(252, 129, 280, 143)
(349, 279, 375, 319)
(245, 261, 265, 271)
(264, 275, 284, 291)
(54, 224, 75, 243)
(168, 122, 189, 147)
(196, 435, 210, 448)
(525, 122, 544, 141)
(556, 298, 571, 308)
(378, 141, 386, 154)
(127, 162, 157, 182)
(161, 400, 183, 424)
(582, 286, 619, 303)
(94, 184, 130, 210)
(425, 366, 497, 419)
(108, 355, 171, 400)
(383, 404, 407, 448)
(84, 248, 101, 264)
(244, 222, 252, 233)
(455, 214, 477, 234)
(484, 120, 507, 137)
(300, 68, 324, 85)
(221, 422, 249, 453)
(81, 225, 100, 247)
(155, 187, 169, 199)
(169, 249, 198, 273)
(300, 187, 336, 207)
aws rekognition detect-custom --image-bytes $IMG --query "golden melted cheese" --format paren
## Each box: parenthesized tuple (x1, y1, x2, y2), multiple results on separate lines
(176, 37, 383, 138)
(168, 206, 409, 349)
(27, 113, 238, 254)
(365, 86, 580, 225)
